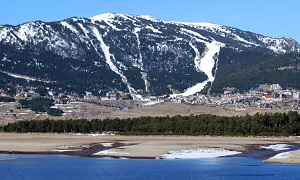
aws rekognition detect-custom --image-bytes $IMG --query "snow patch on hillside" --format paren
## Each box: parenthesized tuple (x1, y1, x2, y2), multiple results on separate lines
(180, 41, 220, 96)
(181, 28, 208, 40)
(233, 34, 259, 46)
(133, 28, 144, 69)
(258, 36, 289, 53)
(145, 26, 162, 34)
(0, 70, 51, 83)
(78, 24, 137, 97)
(60, 21, 79, 34)
(139, 15, 160, 22)
(171, 28, 223, 97)
(92, 27, 138, 98)
(91, 13, 116, 22)
(186, 22, 231, 35)
(91, 13, 121, 31)
(141, 72, 150, 92)
(134, 28, 151, 93)
(15, 24, 38, 41)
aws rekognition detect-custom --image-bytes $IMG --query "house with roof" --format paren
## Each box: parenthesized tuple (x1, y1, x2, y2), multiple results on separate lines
(246, 87, 263, 97)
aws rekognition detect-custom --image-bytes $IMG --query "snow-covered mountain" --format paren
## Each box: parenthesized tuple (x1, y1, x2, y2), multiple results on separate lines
(1, 13, 300, 97)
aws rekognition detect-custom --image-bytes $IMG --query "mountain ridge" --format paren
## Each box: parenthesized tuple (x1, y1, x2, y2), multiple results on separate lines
(0, 13, 300, 98)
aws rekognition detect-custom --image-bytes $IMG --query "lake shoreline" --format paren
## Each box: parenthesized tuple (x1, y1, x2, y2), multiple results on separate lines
(1, 133, 300, 164)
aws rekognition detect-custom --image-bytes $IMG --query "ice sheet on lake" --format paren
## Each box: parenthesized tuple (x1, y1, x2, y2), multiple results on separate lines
(93, 150, 130, 155)
(0, 154, 17, 160)
(261, 144, 291, 151)
(101, 143, 114, 147)
(159, 148, 241, 159)
(270, 152, 293, 159)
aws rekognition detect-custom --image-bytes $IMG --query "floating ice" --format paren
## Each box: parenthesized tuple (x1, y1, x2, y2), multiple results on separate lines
(261, 144, 291, 151)
(270, 152, 292, 159)
(159, 148, 240, 159)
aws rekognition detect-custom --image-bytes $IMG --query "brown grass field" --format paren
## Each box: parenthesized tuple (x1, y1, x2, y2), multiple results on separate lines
(1, 101, 300, 164)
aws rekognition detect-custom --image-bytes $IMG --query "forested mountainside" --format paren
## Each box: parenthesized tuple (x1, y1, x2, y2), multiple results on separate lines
(1, 13, 299, 98)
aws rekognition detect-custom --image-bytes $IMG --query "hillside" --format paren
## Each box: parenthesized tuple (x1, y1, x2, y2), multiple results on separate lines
(1, 13, 300, 98)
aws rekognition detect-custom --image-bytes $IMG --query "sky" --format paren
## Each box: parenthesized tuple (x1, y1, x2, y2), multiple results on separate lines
(1, 0, 299, 42)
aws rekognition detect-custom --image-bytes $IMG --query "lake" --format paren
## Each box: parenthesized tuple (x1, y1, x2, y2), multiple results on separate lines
(1, 154, 300, 180)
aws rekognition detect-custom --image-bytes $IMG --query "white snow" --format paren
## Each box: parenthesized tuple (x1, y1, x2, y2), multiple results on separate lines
(270, 152, 293, 159)
(145, 25, 162, 34)
(159, 148, 241, 159)
(181, 28, 208, 40)
(93, 150, 130, 155)
(15, 24, 38, 41)
(101, 143, 114, 147)
(52, 149, 81, 152)
(141, 72, 150, 92)
(92, 27, 138, 97)
(78, 23, 90, 36)
(18, 113, 28, 115)
(134, 28, 151, 93)
(139, 15, 160, 22)
(179, 21, 261, 48)
(169, 28, 225, 97)
(0, 154, 17, 160)
(258, 36, 290, 53)
(174, 41, 221, 97)
(118, 14, 136, 22)
(72, 133, 83, 136)
(1, 56, 11, 62)
(53, 145, 82, 152)
(133, 28, 144, 69)
(0, 70, 51, 83)
(93, 27, 123, 77)
(90, 13, 121, 31)
(233, 34, 259, 46)
(181, 22, 231, 35)
(91, 13, 117, 22)
(88, 133, 106, 136)
(261, 144, 292, 151)
(143, 101, 163, 106)
(60, 21, 79, 34)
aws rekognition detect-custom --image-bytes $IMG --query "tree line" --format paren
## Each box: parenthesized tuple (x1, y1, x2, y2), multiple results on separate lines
(19, 97, 63, 116)
(0, 96, 15, 102)
(2, 111, 300, 136)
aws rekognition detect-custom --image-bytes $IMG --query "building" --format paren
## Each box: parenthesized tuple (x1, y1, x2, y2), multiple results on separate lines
(270, 84, 282, 91)
(106, 92, 117, 100)
(247, 87, 263, 97)
(84, 92, 98, 100)
(293, 91, 300, 99)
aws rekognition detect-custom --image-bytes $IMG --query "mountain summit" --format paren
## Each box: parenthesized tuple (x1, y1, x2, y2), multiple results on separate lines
(1, 13, 299, 98)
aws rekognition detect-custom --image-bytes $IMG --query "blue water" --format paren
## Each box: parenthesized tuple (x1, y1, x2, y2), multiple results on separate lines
(1, 154, 300, 180)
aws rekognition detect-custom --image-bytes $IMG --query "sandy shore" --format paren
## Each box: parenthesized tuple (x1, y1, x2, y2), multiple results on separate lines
(1, 133, 300, 164)
(264, 149, 300, 164)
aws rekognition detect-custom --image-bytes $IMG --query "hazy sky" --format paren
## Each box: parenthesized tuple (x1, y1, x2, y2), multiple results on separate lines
(1, 0, 299, 42)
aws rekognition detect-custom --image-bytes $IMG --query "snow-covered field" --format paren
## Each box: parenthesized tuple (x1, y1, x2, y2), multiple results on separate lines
(159, 148, 241, 159)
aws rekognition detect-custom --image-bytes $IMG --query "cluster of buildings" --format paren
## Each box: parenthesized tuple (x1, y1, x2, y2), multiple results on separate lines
(172, 84, 300, 111)
(1, 83, 300, 112)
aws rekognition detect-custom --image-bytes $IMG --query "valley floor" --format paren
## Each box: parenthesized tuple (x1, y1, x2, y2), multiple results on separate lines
(1, 101, 299, 125)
